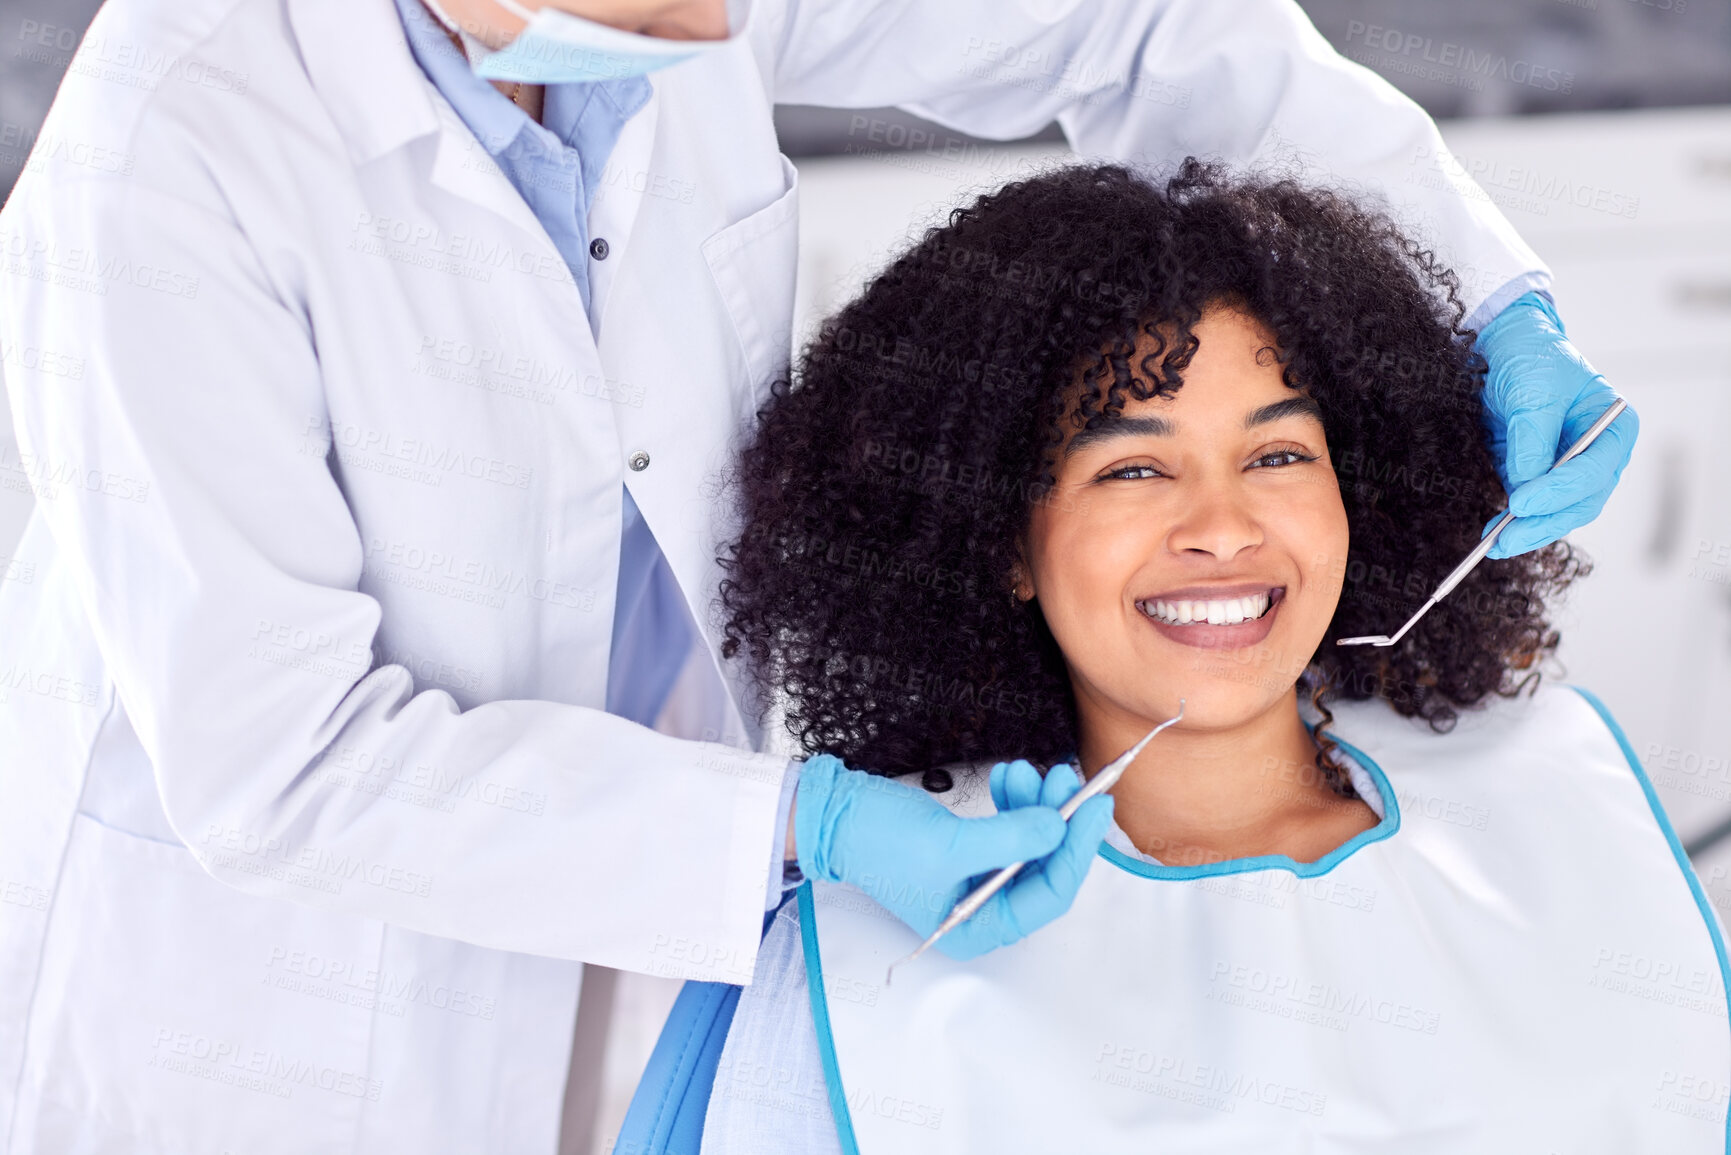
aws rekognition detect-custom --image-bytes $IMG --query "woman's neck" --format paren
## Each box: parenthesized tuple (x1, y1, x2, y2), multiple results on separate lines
(1073, 688, 1380, 866)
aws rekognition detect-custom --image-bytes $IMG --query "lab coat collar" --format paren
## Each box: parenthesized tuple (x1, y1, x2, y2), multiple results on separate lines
(287, 0, 583, 272)
(287, 0, 443, 167)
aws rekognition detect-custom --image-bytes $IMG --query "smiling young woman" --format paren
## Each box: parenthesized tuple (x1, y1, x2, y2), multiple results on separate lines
(1015, 304, 1376, 867)
(657, 160, 1730, 1153)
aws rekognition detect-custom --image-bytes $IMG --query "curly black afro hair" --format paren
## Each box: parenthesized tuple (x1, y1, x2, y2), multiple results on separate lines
(718, 158, 1587, 795)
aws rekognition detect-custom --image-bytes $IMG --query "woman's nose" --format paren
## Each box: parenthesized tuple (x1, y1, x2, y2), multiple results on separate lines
(1165, 484, 1263, 562)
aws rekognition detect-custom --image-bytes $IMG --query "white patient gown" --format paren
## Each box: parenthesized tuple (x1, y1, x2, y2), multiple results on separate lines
(704, 683, 1731, 1155)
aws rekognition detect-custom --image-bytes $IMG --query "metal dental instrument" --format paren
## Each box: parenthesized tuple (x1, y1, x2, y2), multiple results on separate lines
(1336, 396, 1629, 649)
(883, 699, 1186, 987)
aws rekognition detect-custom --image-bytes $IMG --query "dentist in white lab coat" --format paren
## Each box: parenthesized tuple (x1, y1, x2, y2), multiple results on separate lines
(0, 0, 1628, 1150)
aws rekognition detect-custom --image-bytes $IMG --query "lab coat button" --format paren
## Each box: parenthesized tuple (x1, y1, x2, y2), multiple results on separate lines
(590, 237, 610, 261)
(628, 451, 650, 472)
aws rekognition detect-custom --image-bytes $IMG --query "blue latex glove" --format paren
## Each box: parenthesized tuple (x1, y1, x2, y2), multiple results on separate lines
(794, 754, 1114, 959)
(1475, 291, 1638, 559)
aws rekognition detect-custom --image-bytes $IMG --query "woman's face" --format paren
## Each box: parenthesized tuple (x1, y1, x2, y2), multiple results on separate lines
(1020, 304, 1349, 737)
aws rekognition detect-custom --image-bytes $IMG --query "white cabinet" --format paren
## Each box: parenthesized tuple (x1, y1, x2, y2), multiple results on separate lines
(1545, 366, 1731, 841)
(1439, 107, 1731, 850)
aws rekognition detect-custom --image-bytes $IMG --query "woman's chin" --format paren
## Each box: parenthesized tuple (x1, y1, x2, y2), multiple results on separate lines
(1142, 636, 1322, 717)
(1108, 679, 1297, 737)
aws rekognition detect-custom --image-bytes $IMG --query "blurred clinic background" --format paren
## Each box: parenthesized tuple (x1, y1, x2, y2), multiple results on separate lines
(2, 1, 1730, 1151)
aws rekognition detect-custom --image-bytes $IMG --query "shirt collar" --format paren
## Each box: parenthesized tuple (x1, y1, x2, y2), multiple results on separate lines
(388, 0, 652, 160)
(390, 0, 538, 155)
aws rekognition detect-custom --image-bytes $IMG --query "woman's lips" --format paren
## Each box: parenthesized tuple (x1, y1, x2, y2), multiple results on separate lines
(1136, 587, 1284, 650)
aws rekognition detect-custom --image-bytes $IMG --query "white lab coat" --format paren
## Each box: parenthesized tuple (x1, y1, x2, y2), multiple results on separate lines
(0, 0, 1547, 1150)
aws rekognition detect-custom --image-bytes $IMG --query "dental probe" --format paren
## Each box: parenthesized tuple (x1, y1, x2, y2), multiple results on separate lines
(1335, 395, 1628, 649)
(883, 700, 1186, 987)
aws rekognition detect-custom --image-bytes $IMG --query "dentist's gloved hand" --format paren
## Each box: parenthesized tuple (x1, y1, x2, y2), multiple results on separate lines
(1475, 291, 1638, 559)
(794, 754, 1114, 959)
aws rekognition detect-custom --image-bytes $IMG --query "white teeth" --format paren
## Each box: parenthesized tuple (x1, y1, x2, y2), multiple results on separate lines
(1143, 592, 1272, 626)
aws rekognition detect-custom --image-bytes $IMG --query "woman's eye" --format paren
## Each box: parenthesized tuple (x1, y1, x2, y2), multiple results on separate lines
(1251, 449, 1316, 469)
(1102, 464, 1164, 481)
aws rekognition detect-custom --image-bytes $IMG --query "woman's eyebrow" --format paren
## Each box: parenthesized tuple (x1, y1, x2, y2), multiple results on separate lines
(1244, 395, 1324, 429)
(1062, 415, 1173, 457)
(1063, 395, 1323, 457)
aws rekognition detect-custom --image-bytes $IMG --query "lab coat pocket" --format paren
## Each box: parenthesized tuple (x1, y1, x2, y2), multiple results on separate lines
(701, 153, 800, 398)
(13, 814, 380, 1153)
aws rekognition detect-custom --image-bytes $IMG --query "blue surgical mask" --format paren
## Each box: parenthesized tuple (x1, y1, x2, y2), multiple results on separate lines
(423, 0, 731, 85)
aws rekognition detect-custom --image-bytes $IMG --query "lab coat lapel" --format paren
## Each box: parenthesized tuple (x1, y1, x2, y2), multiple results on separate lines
(586, 81, 660, 334)
(290, 0, 572, 252)
(423, 96, 562, 246)
(286, 0, 441, 167)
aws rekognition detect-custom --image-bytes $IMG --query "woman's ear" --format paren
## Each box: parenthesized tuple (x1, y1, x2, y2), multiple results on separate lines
(1008, 558, 1035, 603)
